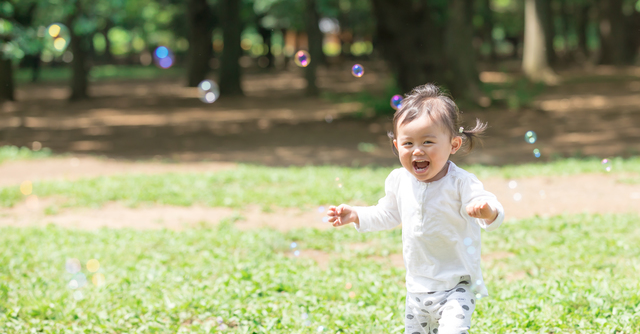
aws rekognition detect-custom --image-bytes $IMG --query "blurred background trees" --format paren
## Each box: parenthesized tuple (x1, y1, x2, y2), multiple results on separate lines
(0, 0, 638, 103)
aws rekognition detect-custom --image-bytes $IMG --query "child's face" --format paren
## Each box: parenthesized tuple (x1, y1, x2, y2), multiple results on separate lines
(393, 114, 462, 182)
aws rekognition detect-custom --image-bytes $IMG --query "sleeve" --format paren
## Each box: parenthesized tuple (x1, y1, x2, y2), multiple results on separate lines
(460, 173, 505, 232)
(352, 170, 402, 233)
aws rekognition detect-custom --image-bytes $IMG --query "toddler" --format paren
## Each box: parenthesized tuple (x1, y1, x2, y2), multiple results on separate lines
(327, 83, 504, 334)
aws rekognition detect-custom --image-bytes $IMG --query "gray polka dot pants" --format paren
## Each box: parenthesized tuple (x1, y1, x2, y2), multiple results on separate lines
(404, 277, 476, 334)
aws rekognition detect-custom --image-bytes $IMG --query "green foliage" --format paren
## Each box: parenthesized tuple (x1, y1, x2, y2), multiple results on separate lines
(482, 76, 546, 111)
(0, 213, 638, 332)
(15, 64, 183, 84)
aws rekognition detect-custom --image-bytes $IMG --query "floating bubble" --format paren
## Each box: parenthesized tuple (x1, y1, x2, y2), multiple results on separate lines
(20, 180, 33, 195)
(324, 115, 333, 123)
(476, 279, 482, 285)
(72, 273, 87, 289)
(463, 237, 472, 246)
(73, 291, 83, 300)
(508, 180, 517, 189)
(294, 50, 310, 67)
(86, 259, 100, 273)
(524, 131, 537, 144)
(533, 148, 541, 158)
(304, 320, 311, 327)
(45, 24, 70, 54)
(351, 64, 364, 77)
(301, 313, 309, 320)
(294, 250, 300, 256)
(217, 317, 224, 324)
(65, 259, 82, 274)
(345, 282, 352, 290)
(322, 216, 329, 223)
(155, 46, 169, 59)
(348, 291, 356, 298)
(601, 158, 611, 172)
(475, 293, 482, 299)
(337, 183, 343, 188)
(513, 193, 522, 201)
(197, 80, 220, 103)
(32, 141, 42, 151)
(68, 280, 79, 289)
(335, 177, 340, 181)
(153, 46, 175, 69)
(48, 24, 62, 38)
(318, 206, 325, 213)
(466, 246, 476, 255)
(290, 242, 297, 249)
(92, 273, 106, 287)
(390, 95, 403, 110)
(317, 325, 325, 332)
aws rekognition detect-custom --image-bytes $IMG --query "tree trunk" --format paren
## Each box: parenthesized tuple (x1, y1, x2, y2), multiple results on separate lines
(480, 0, 497, 62)
(370, 0, 446, 94)
(445, 0, 482, 102)
(626, 11, 640, 63)
(103, 20, 114, 64)
(219, 0, 243, 96)
(523, 0, 558, 84)
(575, 2, 590, 60)
(186, 0, 214, 87)
(0, 56, 15, 101)
(597, 0, 626, 65)
(257, 25, 274, 68)
(538, 0, 556, 66)
(69, 31, 91, 100)
(304, 0, 322, 96)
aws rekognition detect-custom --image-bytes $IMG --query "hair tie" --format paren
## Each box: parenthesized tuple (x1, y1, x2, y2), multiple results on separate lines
(459, 127, 464, 133)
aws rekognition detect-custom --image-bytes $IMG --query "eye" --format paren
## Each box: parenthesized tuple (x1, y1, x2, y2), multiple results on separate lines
(403, 142, 412, 146)
(424, 141, 434, 144)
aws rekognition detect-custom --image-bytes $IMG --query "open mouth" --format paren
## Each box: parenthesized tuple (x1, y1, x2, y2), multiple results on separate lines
(412, 160, 430, 173)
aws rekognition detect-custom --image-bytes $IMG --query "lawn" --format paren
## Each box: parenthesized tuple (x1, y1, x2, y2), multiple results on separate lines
(0, 214, 639, 333)
(1, 148, 639, 333)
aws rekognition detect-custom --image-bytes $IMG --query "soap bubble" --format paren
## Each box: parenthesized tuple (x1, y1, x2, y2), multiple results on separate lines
(197, 80, 220, 103)
(463, 237, 472, 246)
(153, 46, 175, 69)
(65, 259, 81, 274)
(73, 291, 83, 300)
(513, 193, 522, 201)
(351, 64, 364, 77)
(466, 246, 476, 254)
(45, 23, 70, 54)
(601, 159, 611, 172)
(508, 180, 517, 189)
(294, 50, 310, 67)
(290, 242, 297, 249)
(318, 206, 325, 213)
(322, 216, 329, 223)
(524, 131, 537, 144)
(345, 282, 352, 290)
(302, 313, 309, 320)
(294, 250, 300, 256)
(92, 273, 106, 287)
(390, 95, 403, 110)
(324, 115, 333, 123)
(533, 148, 541, 158)
(317, 325, 325, 332)
(86, 259, 100, 273)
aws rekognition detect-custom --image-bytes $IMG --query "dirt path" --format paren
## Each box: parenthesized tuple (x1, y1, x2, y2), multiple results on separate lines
(1, 157, 638, 231)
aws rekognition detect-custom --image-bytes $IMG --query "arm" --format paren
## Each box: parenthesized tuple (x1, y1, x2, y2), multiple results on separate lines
(327, 171, 401, 232)
(460, 174, 505, 231)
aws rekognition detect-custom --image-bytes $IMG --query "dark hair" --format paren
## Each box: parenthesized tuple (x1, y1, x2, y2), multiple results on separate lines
(387, 83, 487, 156)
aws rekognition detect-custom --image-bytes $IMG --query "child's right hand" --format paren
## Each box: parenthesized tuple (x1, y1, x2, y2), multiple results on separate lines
(327, 204, 359, 227)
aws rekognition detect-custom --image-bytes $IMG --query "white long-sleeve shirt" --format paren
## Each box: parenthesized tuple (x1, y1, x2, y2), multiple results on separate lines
(353, 161, 504, 297)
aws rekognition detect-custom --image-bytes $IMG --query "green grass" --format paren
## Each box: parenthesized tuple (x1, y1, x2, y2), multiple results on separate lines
(0, 213, 638, 333)
(0, 146, 52, 165)
(15, 65, 183, 84)
(2, 155, 639, 209)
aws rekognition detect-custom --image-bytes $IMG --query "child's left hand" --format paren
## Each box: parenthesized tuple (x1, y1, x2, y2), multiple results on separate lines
(466, 201, 498, 223)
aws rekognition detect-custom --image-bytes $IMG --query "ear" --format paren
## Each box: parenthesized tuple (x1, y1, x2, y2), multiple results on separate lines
(393, 139, 398, 151)
(450, 136, 462, 154)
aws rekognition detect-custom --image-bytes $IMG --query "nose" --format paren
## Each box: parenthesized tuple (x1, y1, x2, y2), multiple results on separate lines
(413, 147, 425, 155)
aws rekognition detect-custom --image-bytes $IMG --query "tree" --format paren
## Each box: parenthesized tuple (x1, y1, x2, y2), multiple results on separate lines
(304, 0, 322, 96)
(522, 0, 558, 84)
(186, 0, 215, 87)
(445, 0, 483, 102)
(219, 0, 243, 96)
(597, 0, 626, 65)
(371, 0, 484, 101)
